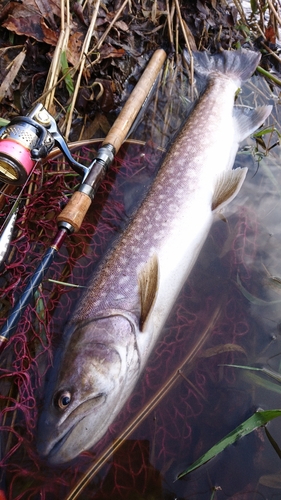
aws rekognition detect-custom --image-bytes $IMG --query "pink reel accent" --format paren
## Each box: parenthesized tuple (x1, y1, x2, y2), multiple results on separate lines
(0, 138, 35, 175)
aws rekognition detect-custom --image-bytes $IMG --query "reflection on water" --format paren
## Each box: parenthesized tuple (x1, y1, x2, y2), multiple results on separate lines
(0, 68, 280, 499)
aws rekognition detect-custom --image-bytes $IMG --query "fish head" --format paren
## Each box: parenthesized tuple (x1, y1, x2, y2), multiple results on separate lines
(37, 312, 139, 464)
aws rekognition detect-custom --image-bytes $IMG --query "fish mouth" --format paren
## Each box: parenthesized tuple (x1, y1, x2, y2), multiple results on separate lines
(39, 393, 106, 464)
(46, 420, 79, 463)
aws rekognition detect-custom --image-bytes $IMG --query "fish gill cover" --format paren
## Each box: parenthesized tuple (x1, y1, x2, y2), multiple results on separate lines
(0, 0, 279, 499)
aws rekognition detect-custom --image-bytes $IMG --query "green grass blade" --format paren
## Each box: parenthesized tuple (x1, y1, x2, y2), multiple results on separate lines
(253, 126, 281, 139)
(221, 363, 281, 384)
(177, 409, 281, 479)
(256, 66, 281, 86)
(220, 364, 281, 393)
(236, 274, 281, 305)
(242, 371, 281, 394)
(0, 118, 9, 127)
(61, 51, 74, 96)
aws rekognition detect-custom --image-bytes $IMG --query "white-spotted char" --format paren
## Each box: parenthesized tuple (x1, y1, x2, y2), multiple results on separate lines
(37, 49, 272, 464)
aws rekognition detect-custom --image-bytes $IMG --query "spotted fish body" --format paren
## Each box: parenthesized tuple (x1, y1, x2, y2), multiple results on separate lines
(37, 50, 272, 464)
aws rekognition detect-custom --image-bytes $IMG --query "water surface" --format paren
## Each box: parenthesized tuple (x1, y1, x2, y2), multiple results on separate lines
(0, 67, 280, 500)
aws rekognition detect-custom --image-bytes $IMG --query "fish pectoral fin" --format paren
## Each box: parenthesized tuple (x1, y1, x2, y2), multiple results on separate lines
(233, 105, 272, 142)
(138, 254, 159, 332)
(212, 167, 248, 212)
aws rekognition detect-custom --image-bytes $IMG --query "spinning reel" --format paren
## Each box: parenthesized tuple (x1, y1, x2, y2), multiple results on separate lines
(0, 103, 89, 185)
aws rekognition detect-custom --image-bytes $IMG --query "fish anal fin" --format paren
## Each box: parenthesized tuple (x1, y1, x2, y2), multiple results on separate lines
(138, 254, 159, 332)
(212, 167, 247, 212)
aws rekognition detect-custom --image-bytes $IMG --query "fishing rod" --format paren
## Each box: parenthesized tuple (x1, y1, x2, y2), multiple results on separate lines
(0, 47, 167, 354)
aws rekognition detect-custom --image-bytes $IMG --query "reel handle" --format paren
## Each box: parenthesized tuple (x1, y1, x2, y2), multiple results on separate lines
(57, 48, 167, 233)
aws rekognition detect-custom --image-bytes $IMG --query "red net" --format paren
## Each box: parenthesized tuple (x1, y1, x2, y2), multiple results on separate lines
(0, 141, 263, 499)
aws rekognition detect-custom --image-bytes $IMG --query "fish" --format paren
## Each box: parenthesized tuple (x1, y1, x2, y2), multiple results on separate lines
(37, 49, 272, 464)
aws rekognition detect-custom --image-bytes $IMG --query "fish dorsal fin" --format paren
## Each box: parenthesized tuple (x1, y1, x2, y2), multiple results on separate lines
(138, 254, 159, 332)
(212, 167, 247, 212)
(233, 105, 272, 143)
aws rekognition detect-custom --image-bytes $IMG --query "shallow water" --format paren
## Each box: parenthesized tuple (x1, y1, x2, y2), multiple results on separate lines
(0, 66, 280, 499)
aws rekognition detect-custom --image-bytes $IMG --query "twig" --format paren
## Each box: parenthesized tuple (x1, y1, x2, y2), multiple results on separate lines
(89, 0, 130, 53)
(261, 41, 281, 65)
(65, 0, 101, 139)
(174, 0, 194, 99)
(232, 0, 248, 24)
(254, 21, 266, 39)
(166, 0, 174, 52)
(44, 0, 71, 110)
(267, 0, 281, 27)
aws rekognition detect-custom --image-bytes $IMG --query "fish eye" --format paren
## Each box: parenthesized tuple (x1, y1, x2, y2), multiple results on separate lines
(54, 390, 72, 410)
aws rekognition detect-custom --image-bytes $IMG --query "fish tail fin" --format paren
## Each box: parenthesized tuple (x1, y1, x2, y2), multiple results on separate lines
(183, 49, 261, 85)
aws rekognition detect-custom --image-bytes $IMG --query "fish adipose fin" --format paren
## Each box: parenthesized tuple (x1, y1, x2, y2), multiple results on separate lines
(233, 105, 273, 142)
(184, 49, 261, 85)
(212, 168, 248, 212)
(138, 254, 159, 331)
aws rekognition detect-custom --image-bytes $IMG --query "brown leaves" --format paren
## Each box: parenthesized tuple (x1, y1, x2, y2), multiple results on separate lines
(67, 32, 85, 68)
(0, 48, 26, 103)
(265, 25, 276, 44)
(99, 44, 126, 60)
(0, 0, 266, 134)
(1, 1, 60, 45)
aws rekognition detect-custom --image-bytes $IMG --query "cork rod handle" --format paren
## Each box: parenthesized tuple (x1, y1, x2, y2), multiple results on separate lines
(58, 191, 92, 233)
(58, 48, 167, 233)
(102, 48, 167, 152)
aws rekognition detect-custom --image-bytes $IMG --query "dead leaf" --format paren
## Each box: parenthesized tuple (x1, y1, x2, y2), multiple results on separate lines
(99, 44, 126, 60)
(41, 19, 59, 45)
(0, 2, 18, 22)
(1, 0, 61, 44)
(259, 471, 281, 488)
(67, 32, 85, 68)
(34, 0, 57, 28)
(73, 2, 88, 26)
(200, 343, 246, 358)
(3, 6, 59, 45)
(115, 20, 129, 31)
(0, 48, 26, 103)
(265, 25, 276, 44)
(182, 19, 197, 52)
(82, 113, 111, 140)
(23, 0, 61, 18)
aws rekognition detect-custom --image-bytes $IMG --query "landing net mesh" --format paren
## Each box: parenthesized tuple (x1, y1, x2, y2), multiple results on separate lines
(0, 143, 261, 499)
